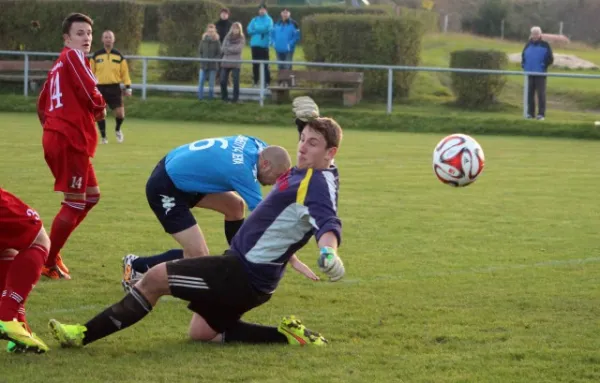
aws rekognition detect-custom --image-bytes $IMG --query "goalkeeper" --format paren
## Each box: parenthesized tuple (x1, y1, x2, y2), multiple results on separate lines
(48, 97, 346, 348)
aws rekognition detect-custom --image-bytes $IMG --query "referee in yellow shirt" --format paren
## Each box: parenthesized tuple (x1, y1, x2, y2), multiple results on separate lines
(90, 30, 132, 144)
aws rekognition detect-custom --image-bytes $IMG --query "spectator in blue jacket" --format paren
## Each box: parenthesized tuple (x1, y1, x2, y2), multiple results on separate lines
(247, 4, 273, 87)
(272, 8, 300, 70)
(522, 26, 554, 120)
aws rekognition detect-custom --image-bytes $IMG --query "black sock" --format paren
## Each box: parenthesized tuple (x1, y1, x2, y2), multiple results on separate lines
(98, 120, 106, 138)
(115, 117, 124, 132)
(223, 321, 288, 344)
(225, 219, 244, 245)
(83, 287, 152, 345)
(131, 249, 184, 272)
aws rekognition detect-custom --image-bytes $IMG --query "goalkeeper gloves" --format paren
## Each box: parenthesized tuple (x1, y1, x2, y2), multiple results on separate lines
(292, 96, 320, 122)
(318, 247, 345, 282)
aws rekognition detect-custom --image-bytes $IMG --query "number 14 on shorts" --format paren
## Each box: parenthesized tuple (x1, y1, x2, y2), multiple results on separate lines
(71, 176, 83, 189)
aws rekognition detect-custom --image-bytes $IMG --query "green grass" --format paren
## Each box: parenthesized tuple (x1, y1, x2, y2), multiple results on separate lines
(2, 112, 600, 382)
(134, 33, 600, 114)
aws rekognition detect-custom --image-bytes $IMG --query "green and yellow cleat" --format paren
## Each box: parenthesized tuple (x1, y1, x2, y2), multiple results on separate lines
(48, 319, 86, 348)
(0, 320, 49, 354)
(277, 316, 328, 346)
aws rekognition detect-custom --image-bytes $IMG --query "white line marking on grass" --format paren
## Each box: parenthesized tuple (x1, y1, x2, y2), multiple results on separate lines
(40, 296, 181, 315)
(340, 256, 600, 284)
(40, 257, 600, 314)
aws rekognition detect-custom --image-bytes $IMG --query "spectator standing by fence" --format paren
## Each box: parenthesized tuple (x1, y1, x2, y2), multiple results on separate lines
(198, 24, 221, 100)
(248, 4, 273, 87)
(272, 8, 300, 71)
(221, 22, 245, 103)
(521, 26, 554, 120)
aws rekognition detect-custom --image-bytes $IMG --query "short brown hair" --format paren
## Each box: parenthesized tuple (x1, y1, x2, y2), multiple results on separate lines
(307, 117, 343, 149)
(62, 13, 93, 35)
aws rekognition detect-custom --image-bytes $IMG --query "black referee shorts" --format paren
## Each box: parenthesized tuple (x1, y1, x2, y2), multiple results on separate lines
(97, 84, 123, 110)
(166, 252, 272, 333)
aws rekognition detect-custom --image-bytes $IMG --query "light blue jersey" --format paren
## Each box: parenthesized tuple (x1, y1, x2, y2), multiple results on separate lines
(165, 135, 268, 211)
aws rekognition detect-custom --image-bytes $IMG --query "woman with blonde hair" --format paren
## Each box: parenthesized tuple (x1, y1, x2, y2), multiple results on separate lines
(220, 22, 245, 103)
(198, 23, 221, 100)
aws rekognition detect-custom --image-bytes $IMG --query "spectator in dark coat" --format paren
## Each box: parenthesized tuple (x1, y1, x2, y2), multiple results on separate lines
(522, 26, 554, 120)
(198, 24, 222, 100)
(215, 8, 233, 44)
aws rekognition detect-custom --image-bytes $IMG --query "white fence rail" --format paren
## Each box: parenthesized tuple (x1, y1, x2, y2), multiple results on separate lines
(2, 50, 600, 117)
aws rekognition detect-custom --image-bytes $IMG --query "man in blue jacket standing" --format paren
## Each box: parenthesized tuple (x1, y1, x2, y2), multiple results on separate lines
(522, 26, 554, 120)
(272, 8, 300, 70)
(248, 4, 273, 87)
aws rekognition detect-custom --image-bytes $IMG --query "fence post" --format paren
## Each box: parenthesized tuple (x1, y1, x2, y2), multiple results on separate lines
(259, 62, 265, 107)
(523, 74, 529, 118)
(443, 14, 449, 33)
(559, 21, 564, 35)
(387, 68, 393, 114)
(141, 58, 148, 100)
(23, 54, 29, 97)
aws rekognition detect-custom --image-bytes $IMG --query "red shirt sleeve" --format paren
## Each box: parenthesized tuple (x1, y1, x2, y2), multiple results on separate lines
(36, 80, 48, 126)
(65, 49, 106, 113)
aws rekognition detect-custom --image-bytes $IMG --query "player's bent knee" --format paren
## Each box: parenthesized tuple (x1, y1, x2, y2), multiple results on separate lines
(136, 264, 170, 304)
(32, 227, 51, 253)
(188, 314, 219, 342)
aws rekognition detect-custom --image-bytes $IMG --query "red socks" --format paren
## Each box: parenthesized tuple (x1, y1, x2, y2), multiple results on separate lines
(0, 244, 47, 321)
(45, 200, 85, 267)
(46, 195, 100, 267)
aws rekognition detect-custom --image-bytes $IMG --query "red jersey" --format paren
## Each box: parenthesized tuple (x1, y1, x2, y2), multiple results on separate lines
(37, 47, 106, 157)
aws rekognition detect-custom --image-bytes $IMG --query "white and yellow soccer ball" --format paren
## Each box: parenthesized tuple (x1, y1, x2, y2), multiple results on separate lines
(433, 133, 485, 187)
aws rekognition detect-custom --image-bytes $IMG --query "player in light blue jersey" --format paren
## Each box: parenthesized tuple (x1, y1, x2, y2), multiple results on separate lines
(49, 100, 346, 349)
(120, 136, 291, 291)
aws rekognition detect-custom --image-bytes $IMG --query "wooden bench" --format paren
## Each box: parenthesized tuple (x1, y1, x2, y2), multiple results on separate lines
(0, 60, 54, 91)
(270, 69, 364, 106)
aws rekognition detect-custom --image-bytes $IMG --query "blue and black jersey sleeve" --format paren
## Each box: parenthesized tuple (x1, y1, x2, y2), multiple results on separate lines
(299, 169, 342, 246)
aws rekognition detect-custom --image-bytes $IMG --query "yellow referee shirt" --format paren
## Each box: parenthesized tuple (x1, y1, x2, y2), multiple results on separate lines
(90, 48, 132, 87)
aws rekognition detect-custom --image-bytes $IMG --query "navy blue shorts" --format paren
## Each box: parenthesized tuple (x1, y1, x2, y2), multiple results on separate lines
(146, 157, 206, 234)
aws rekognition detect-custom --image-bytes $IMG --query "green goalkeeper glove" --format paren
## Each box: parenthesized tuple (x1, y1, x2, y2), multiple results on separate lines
(318, 247, 345, 282)
(292, 96, 320, 122)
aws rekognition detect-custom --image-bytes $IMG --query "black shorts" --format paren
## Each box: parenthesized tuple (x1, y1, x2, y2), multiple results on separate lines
(166, 252, 271, 333)
(146, 157, 206, 234)
(97, 84, 123, 110)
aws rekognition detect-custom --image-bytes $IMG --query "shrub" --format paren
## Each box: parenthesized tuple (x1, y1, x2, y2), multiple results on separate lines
(0, 0, 144, 55)
(450, 50, 508, 108)
(302, 14, 424, 99)
(158, 0, 225, 81)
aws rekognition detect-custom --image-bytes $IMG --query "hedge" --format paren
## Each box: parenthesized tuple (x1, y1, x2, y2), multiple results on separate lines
(450, 50, 508, 108)
(141, 4, 391, 42)
(0, 0, 144, 55)
(158, 0, 225, 81)
(302, 14, 424, 99)
(142, 3, 160, 41)
(227, 4, 390, 32)
(3, 95, 598, 140)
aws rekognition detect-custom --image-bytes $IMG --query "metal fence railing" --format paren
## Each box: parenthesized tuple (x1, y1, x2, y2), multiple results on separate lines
(2, 50, 600, 117)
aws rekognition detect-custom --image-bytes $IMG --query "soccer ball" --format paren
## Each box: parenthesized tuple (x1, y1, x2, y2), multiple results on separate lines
(433, 134, 485, 187)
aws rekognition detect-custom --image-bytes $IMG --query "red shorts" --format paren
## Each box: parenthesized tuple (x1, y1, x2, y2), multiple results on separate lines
(0, 189, 43, 252)
(43, 131, 98, 193)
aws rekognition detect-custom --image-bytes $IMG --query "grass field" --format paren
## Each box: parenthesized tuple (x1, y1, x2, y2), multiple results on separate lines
(134, 33, 600, 114)
(2, 112, 600, 382)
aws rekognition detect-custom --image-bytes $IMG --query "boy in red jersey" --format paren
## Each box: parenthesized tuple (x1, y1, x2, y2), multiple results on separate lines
(37, 13, 107, 280)
(0, 188, 50, 353)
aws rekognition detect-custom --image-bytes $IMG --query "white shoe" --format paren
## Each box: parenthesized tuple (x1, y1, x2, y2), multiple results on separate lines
(116, 131, 124, 143)
(122, 254, 144, 293)
(101, 137, 109, 144)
